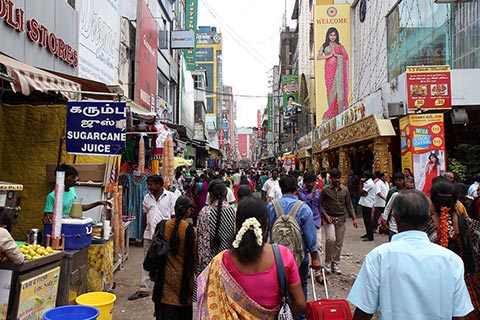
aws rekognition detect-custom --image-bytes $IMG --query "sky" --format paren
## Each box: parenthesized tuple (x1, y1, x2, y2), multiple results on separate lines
(198, 0, 297, 128)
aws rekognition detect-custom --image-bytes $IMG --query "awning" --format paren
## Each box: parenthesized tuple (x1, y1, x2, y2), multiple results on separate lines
(127, 101, 156, 121)
(0, 52, 80, 100)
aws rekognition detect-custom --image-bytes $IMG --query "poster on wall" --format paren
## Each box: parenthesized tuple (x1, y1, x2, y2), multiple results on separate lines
(282, 75, 299, 134)
(17, 267, 60, 320)
(134, 0, 159, 111)
(406, 65, 452, 112)
(314, 4, 351, 125)
(0, 270, 12, 318)
(400, 114, 446, 195)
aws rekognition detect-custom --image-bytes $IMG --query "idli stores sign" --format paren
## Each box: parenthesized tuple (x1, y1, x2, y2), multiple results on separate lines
(0, 0, 78, 67)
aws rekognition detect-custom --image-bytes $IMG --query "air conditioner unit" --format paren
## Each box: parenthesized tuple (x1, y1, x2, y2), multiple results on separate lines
(451, 108, 469, 125)
(387, 102, 405, 117)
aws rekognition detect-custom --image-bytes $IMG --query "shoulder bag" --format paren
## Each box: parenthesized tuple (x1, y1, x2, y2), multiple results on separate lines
(272, 243, 294, 320)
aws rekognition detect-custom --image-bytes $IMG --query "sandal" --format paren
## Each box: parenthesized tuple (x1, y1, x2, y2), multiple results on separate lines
(128, 291, 150, 300)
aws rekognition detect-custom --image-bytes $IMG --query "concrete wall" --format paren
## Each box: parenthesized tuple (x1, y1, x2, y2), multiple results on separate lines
(0, 104, 105, 240)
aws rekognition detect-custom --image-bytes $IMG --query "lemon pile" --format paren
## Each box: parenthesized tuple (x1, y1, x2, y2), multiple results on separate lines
(19, 244, 57, 260)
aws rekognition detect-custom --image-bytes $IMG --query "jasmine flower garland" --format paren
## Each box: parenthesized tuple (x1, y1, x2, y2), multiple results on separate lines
(232, 218, 263, 248)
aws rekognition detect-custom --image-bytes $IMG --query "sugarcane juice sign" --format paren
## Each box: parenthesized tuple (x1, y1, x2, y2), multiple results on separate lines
(17, 266, 60, 320)
(66, 101, 126, 155)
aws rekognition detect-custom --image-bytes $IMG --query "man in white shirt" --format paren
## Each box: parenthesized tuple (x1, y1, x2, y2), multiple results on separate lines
(372, 172, 389, 234)
(359, 170, 376, 241)
(348, 189, 474, 320)
(261, 169, 280, 202)
(468, 173, 480, 198)
(129, 174, 178, 300)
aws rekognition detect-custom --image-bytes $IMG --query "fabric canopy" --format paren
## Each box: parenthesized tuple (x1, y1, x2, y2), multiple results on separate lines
(0, 52, 80, 100)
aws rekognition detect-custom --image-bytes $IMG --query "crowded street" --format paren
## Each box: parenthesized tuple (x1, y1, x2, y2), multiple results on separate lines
(1, 0, 480, 319)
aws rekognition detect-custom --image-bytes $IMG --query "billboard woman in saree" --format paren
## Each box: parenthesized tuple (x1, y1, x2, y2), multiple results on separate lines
(317, 27, 349, 120)
(314, 5, 351, 123)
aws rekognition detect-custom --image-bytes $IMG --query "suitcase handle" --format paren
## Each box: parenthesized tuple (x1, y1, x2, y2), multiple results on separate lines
(309, 267, 328, 300)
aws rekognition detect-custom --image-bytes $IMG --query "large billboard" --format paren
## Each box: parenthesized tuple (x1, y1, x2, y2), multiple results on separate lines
(400, 114, 446, 196)
(406, 65, 452, 112)
(314, 4, 351, 125)
(282, 74, 299, 134)
(134, 0, 158, 111)
(78, 0, 120, 84)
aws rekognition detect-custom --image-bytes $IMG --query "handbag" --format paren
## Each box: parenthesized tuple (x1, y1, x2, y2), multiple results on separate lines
(272, 243, 294, 320)
(143, 220, 168, 272)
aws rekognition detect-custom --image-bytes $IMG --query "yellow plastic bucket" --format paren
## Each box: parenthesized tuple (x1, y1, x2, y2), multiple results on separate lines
(76, 292, 116, 320)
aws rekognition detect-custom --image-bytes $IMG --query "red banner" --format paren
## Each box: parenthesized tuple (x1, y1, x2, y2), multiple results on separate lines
(218, 129, 225, 148)
(406, 66, 451, 112)
(135, 0, 158, 111)
(257, 110, 262, 138)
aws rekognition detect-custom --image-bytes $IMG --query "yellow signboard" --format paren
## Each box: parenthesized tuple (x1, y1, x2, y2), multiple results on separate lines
(314, 4, 351, 125)
(17, 266, 60, 320)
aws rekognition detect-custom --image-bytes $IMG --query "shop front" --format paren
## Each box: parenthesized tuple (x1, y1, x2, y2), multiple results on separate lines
(312, 115, 395, 185)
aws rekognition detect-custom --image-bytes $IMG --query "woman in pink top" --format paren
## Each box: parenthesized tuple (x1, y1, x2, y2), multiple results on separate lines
(197, 196, 305, 319)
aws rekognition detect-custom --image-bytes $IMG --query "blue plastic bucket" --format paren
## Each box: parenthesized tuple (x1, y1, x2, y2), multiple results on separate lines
(43, 305, 99, 320)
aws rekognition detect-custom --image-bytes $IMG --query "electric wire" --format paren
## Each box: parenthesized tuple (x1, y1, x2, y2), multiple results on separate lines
(199, 0, 276, 68)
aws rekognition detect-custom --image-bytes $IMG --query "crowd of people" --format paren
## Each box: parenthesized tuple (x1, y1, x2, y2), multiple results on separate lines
(126, 165, 479, 320)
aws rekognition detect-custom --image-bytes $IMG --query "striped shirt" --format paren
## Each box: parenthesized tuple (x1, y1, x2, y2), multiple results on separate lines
(197, 201, 236, 274)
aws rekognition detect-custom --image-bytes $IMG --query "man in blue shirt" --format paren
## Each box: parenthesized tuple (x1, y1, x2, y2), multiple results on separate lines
(268, 174, 320, 320)
(348, 189, 473, 320)
(297, 171, 323, 284)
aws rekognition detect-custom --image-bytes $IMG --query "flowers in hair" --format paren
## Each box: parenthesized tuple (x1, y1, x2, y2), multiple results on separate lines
(232, 218, 263, 248)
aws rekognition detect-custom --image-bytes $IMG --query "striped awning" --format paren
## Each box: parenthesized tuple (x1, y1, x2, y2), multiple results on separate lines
(0, 52, 80, 100)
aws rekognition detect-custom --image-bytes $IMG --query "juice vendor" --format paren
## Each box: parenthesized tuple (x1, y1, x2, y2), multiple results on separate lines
(43, 164, 111, 224)
(0, 208, 24, 264)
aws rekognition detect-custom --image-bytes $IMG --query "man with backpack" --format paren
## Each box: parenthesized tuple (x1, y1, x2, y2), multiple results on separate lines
(268, 174, 321, 320)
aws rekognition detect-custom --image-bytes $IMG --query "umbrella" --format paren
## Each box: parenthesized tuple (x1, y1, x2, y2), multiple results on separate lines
(174, 157, 193, 169)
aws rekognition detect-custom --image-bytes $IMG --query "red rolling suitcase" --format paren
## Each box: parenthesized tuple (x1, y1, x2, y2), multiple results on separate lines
(305, 268, 353, 320)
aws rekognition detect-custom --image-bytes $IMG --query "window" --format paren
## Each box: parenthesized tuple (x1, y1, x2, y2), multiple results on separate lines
(157, 71, 168, 100)
(386, 0, 451, 80)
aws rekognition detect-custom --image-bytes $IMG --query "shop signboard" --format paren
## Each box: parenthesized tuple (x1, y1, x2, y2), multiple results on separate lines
(267, 93, 273, 131)
(66, 101, 126, 156)
(184, 0, 198, 70)
(17, 266, 60, 320)
(78, 0, 120, 84)
(314, 4, 351, 124)
(134, 0, 158, 111)
(406, 65, 452, 112)
(400, 114, 446, 195)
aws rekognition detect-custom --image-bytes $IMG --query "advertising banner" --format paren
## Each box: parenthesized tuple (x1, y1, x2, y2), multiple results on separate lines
(66, 101, 126, 156)
(184, 0, 198, 70)
(78, 0, 120, 84)
(406, 65, 452, 111)
(267, 93, 273, 131)
(17, 267, 60, 320)
(257, 110, 262, 138)
(0, 270, 12, 318)
(314, 4, 351, 125)
(219, 129, 225, 148)
(282, 75, 299, 134)
(400, 114, 446, 195)
(135, 0, 158, 111)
